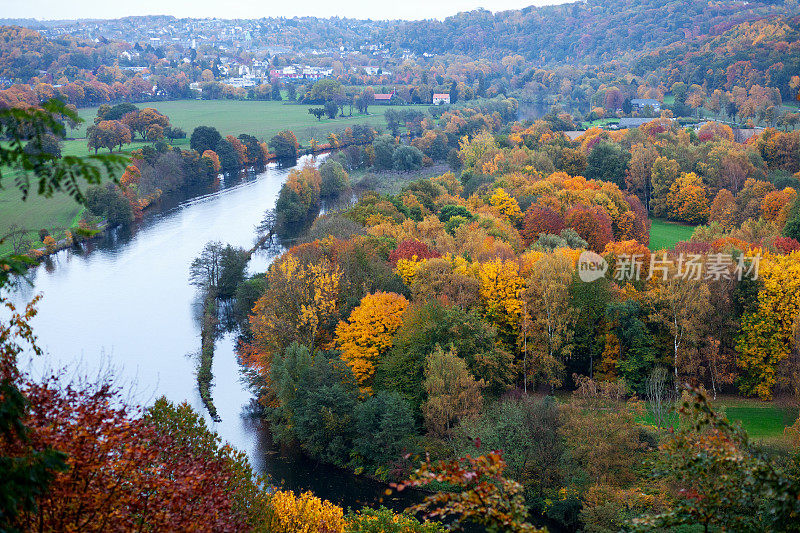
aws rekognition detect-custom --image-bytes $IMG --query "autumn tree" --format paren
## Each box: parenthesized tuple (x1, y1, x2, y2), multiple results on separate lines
(226, 135, 248, 168)
(521, 205, 566, 246)
(650, 156, 680, 218)
(489, 187, 523, 225)
(248, 254, 342, 384)
(122, 108, 170, 141)
(201, 149, 221, 174)
(0, 101, 131, 528)
(269, 130, 299, 160)
(11, 379, 257, 532)
(477, 258, 524, 339)
(635, 389, 800, 530)
(709, 189, 738, 229)
(335, 291, 408, 392)
(761, 187, 797, 227)
(698, 121, 734, 142)
(398, 451, 541, 532)
(275, 163, 322, 227)
(86, 120, 131, 153)
(565, 204, 614, 252)
(666, 172, 709, 224)
(737, 251, 800, 399)
(388, 239, 441, 266)
(626, 143, 658, 211)
(520, 253, 575, 389)
(736, 178, 775, 223)
(421, 345, 484, 438)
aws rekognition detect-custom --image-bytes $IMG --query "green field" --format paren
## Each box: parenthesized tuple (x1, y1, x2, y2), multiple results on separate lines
(649, 218, 696, 250)
(72, 99, 426, 147)
(582, 117, 620, 128)
(643, 395, 798, 443)
(0, 187, 85, 254)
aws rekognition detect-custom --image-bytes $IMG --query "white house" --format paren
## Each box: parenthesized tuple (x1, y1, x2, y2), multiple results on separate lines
(432, 93, 450, 105)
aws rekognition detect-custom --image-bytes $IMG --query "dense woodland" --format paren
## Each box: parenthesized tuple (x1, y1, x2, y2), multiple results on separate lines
(223, 109, 800, 529)
(3, 0, 800, 531)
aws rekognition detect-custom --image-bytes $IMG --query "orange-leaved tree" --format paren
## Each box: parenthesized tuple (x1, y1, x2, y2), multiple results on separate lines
(666, 172, 709, 225)
(335, 291, 408, 392)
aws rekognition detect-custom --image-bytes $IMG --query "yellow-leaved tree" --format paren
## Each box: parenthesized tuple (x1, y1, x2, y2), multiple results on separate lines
(249, 254, 341, 371)
(737, 251, 800, 399)
(335, 291, 408, 392)
(489, 187, 523, 225)
(666, 172, 710, 224)
(266, 490, 346, 532)
(477, 258, 524, 337)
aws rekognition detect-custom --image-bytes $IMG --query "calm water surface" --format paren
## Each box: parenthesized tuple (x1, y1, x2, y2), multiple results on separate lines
(11, 155, 417, 511)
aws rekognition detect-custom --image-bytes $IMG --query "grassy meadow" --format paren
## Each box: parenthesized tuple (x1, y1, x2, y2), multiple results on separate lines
(649, 218, 696, 250)
(642, 395, 798, 445)
(72, 99, 424, 148)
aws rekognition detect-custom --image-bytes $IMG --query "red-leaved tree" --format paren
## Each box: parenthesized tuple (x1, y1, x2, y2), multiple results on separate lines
(388, 239, 441, 266)
(521, 205, 566, 245)
(565, 205, 614, 252)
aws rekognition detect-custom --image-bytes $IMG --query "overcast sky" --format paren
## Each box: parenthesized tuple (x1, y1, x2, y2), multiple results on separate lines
(2, 0, 569, 22)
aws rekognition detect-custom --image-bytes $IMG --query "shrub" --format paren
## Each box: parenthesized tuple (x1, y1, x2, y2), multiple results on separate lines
(320, 159, 350, 197)
(392, 145, 424, 172)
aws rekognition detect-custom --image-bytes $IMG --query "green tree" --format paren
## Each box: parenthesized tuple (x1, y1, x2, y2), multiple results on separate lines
(319, 159, 350, 198)
(650, 156, 680, 218)
(784, 196, 800, 241)
(422, 345, 484, 438)
(455, 396, 564, 509)
(270, 343, 359, 466)
(352, 391, 416, 474)
(85, 183, 134, 228)
(215, 138, 240, 175)
(324, 100, 338, 119)
(392, 145, 424, 172)
(372, 135, 396, 170)
(586, 141, 630, 188)
(605, 301, 654, 394)
(309, 79, 344, 103)
(308, 108, 325, 121)
(190, 125, 222, 154)
(269, 132, 299, 161)
(376, 302, 512, 412)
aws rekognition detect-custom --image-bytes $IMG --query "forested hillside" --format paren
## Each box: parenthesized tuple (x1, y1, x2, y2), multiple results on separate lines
(635, 15, 800, 100)
(388, 0, 796, 63)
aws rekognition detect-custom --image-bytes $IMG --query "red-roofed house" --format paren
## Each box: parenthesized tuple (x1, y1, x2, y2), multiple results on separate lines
(432, 93, 450, 105)
(373, 91, 395, 103)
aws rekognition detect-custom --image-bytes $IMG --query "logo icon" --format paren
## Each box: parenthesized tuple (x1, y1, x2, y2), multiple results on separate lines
(578, 251, 608, 282)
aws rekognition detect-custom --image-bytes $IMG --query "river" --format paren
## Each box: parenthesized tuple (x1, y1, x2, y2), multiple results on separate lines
(10, 155, 418, 512)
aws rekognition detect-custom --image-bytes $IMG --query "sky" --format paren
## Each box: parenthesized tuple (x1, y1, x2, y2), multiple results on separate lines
(1, 0, 569, 22)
